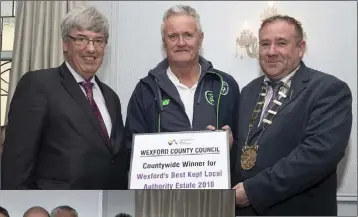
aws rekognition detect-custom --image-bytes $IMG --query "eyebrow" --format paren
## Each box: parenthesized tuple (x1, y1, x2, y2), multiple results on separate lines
(75, 34, 105, 39)
(167, 31, 195, 34)
(260, 37, 289, 42)
(275, 37, 289, 41)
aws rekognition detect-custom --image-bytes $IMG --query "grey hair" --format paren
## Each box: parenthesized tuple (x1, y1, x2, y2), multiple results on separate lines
(50, 206, 78, 217)
(260, 15, 304, 45)
(161, 5, 202, 39)
(61, 5, 109, 41)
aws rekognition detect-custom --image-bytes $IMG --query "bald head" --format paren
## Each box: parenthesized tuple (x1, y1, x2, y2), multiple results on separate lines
(23, 207, 50, 217)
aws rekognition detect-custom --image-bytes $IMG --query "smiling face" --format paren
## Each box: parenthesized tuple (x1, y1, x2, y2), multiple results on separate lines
(258, 20, 306, 80)
(162, 14, 203, 67)
(63, 29, 106, 80)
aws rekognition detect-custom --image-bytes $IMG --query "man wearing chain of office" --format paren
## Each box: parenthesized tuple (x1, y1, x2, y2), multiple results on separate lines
(233, 15, 352, 216)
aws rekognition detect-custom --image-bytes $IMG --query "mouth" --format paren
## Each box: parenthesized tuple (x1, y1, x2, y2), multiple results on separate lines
(266, 61, 281, 64)
(175, 50, 189, 52)
(83, 56, 96, 61)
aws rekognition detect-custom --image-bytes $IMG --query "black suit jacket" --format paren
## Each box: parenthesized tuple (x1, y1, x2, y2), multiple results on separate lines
(1, 63, 129, 189)
(234, 62, 352, 215)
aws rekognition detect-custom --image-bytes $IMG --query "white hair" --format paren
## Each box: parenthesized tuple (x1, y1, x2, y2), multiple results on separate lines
(61, 5, 109, 41)
(161, 5, 202, 39)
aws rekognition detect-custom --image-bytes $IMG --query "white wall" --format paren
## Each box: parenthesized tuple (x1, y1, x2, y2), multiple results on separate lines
(0, 190, 103, 217)
(338, 201, 358, 217)
(102, 190, 135, 217)
(90, 1, 357, 216)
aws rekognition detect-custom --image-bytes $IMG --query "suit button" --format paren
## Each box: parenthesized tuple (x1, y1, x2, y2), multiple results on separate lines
(111, 160, 115, 164)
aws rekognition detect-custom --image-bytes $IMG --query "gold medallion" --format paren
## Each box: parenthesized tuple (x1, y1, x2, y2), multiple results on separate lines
(240, 145, 258, 170)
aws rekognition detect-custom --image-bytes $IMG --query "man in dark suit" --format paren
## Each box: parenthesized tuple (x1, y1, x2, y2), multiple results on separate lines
(1, 6, 128, 189)
(233, 15, 352, 215)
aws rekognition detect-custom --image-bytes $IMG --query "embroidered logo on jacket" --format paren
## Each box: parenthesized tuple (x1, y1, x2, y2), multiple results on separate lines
(205, 91, 215, 105)
(162, 99, 170, 106)
(221, 81, 229, 95)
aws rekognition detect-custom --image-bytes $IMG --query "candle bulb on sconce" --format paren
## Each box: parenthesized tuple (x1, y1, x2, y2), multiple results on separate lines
(268, 1, 274, 8)
(260, 1, 278, 21)
(236, 21, 259, 59)
(236, 1, 308, 59)
(243, 21, 249, 31)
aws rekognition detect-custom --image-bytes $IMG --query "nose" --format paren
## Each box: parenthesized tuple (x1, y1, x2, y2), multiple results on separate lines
(177, 35, 186, 46)
(85, 41, 96, 53)
(267, 44, 278, 56)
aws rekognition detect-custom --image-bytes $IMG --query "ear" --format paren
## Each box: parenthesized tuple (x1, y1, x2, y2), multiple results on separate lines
(198, 31, 204, 47)
(162, 38, 167, 50)
(63, 39, 69, 53)
(298, 40, 306, 58)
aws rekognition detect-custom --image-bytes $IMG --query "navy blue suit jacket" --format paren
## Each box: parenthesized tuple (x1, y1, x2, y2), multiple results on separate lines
(234, 62, 352, 216)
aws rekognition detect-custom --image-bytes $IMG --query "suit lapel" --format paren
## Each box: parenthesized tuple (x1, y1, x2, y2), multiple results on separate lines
(244, 78, 266, 144)
(59, 63, 111, 151)
(250, 115, 264, 141)
(95, 77, 117, 139)
(96, 79, 120, 155)
(276, 63, 310, 114)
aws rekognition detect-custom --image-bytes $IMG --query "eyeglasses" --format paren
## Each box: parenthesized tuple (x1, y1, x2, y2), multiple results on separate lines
(66, 34, 107, 48)
(167, 32, 195, 41)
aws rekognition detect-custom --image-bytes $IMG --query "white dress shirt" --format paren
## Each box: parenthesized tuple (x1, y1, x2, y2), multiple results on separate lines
(65, 62, 112, 136)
